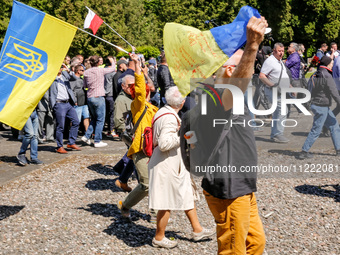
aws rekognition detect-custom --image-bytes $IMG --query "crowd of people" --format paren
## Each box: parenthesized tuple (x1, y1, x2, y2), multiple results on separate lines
(255, 41, 340, 159)
(3, 14, 340, 254)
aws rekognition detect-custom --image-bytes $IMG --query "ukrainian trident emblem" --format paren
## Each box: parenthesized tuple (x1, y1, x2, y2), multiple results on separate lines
(0, 36, 47, 81)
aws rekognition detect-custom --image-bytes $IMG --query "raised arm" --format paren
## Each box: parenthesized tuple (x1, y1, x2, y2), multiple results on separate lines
(221, 16, 267, 111)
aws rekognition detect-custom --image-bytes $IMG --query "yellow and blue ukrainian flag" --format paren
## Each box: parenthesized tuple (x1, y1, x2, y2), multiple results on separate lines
(164, 6, 261, 96)
(0, 0, 77, 129)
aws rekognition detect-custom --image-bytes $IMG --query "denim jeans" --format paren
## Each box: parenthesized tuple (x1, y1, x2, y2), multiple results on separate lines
(74, 105, 90, 123)
(54, 102, 79, 148)
(85, 97, 106, 143)
(302, 104, 340, 152)
(264, 87, 287, 138)
(19, 110, 39, 160)
(332, 90, 340, 117)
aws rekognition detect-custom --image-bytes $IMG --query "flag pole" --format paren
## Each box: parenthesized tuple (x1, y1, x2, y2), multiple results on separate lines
(77, 28, 129, 54)
(85, 6, 135, 49)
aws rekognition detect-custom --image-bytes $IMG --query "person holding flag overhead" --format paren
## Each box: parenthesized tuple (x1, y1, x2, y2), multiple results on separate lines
(165, 6, 268, 254)
(81, 55, 116, 147)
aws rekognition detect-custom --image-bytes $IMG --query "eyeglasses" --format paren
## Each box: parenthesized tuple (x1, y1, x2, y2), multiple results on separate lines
(127, 83, 135, 86)
(79, 69, 84, 71)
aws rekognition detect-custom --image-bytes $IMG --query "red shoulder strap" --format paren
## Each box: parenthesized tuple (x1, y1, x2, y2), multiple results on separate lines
(152, 112, 180, 126)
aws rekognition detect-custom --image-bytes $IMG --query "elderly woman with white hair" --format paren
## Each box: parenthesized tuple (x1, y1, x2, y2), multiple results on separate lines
(148, 86, 215, 249)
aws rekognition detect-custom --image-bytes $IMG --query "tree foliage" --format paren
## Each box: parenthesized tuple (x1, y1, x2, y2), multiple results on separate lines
(116, 45, 160, 59)
(1, 0, 340, 58)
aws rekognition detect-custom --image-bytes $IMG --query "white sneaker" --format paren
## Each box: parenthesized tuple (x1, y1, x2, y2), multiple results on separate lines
(192, 227, 216, 241)
(94, 141, 108, 148)
(152, 237, 178, 249)
(81, 136, 91, 145)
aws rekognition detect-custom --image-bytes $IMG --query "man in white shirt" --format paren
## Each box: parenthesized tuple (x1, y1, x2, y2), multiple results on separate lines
(326, 42, 340, 59)
(260, 42, 290, 143)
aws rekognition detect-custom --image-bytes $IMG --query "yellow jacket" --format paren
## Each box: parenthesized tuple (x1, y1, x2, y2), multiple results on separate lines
(127, 73, 158, 158)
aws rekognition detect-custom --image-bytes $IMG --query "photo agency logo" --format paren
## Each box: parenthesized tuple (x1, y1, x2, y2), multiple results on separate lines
(199, 82, 312, 128)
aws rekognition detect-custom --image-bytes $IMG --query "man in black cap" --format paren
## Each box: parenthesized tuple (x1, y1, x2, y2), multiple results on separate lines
(298, 56, 340, 159)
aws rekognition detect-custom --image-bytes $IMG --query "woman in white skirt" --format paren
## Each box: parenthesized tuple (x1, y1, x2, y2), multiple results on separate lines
(148, 86, 215, 249)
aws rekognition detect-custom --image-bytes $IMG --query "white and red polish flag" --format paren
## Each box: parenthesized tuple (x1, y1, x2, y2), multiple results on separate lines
(84, 9, 103, 35)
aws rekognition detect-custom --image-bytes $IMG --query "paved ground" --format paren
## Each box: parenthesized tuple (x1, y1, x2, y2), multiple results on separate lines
(0, 131, 127, 186)
(0, 107, 339, 254)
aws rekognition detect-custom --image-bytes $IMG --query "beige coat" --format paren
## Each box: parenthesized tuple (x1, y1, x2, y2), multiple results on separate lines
(148, 105, 195, 210)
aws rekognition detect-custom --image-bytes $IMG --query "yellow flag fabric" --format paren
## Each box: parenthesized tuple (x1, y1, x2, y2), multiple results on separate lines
(164, 23, 229, 96)
(0, 1, 77, 130)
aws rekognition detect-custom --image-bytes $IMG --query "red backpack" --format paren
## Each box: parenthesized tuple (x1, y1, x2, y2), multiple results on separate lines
(142, 112, 179, 157)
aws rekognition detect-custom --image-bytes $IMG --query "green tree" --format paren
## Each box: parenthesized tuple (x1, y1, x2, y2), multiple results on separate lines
(0, 0, 14, 46)
(1, 0, 340, 59)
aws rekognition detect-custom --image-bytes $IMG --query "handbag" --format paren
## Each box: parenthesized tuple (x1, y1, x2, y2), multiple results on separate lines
(142, 112, 179, 157)
(122, 106, 148, 147)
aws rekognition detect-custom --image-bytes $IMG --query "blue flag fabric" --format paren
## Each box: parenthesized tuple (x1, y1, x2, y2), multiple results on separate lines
(210, 6, 261, 57)
(0, 1, 76, 129)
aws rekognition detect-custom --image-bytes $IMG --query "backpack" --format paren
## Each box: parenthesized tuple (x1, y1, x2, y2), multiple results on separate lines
(121, 111, 133, 146)
(122, 107, 147, 147)
(179, 89, 231, 176)
(142, 112, 179, 157)
(307, 72, 317, 94)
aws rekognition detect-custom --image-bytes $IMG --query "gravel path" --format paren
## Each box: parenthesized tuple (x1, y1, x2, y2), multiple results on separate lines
(0, 152, 339, 255)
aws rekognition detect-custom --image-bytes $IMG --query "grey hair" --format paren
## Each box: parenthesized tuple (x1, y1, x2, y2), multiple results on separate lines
(165, 86, 184, 108)
(122, 75, 135, 86)
(273, 42, 284, 49)
(290, 42, 299, 52)
(298, 43, 305, 52)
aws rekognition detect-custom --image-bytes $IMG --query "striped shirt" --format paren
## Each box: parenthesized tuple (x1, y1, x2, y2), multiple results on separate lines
(56, 75, 69, 101)
(84, 66, 115, 98)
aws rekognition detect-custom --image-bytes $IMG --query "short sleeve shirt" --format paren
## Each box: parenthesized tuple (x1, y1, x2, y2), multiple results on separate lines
(326, 50, 340, 58)
(261, 55, 290, 89)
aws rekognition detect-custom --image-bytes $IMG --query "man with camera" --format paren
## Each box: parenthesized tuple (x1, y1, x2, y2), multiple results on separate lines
(260, 42, 291, 143)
